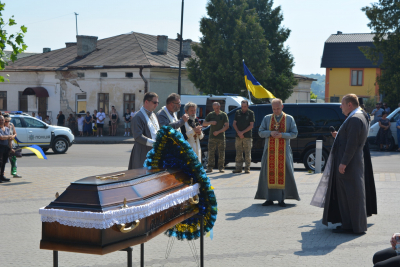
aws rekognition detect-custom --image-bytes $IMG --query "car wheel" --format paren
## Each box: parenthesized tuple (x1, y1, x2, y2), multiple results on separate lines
(201, 151, 208, 169)
(52, 137, 69, 154)
(42, 148, 49, 153)
(303, 148, 329, 172)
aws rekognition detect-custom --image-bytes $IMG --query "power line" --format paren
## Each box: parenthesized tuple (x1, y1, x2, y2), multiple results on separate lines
(22, 12, 75, 26)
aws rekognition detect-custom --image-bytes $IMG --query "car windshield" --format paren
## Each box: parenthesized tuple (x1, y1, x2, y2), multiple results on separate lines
(391, 111, 400, 122)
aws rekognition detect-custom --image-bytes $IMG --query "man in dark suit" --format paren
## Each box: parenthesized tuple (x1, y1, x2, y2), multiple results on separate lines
(311, 94, 369, 234)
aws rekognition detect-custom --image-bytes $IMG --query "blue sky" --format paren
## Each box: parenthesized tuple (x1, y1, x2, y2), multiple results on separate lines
(2, 0, 372, 75)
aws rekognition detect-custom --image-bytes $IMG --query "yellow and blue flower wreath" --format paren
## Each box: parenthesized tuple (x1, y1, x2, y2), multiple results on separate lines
(144, 126, 217, 240)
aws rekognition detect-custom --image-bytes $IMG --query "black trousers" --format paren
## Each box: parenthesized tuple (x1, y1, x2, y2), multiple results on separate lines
(0, 145, 10, 176)
(374, 248, 400, 267)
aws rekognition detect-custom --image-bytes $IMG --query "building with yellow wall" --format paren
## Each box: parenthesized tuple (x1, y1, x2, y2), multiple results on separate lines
(321, 32, 382, 103)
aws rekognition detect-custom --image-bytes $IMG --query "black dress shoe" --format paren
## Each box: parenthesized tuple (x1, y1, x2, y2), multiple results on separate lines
(278, 201, 286, 207)
(0, 176, 10, 182)
(262, 200, 274, 206)
(332, 228, 353, 234)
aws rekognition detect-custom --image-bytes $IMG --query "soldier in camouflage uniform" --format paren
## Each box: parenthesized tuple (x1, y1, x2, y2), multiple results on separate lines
(203, 102, 229, 173)
(232, 100, 254, 173)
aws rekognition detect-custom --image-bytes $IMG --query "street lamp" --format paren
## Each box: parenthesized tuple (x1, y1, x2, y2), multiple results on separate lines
(74, 12, 79, 35)
(178, 0, 184, 95)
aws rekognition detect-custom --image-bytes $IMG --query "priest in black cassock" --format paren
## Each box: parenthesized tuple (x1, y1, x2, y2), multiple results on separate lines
(311, 94, 369, 234)
(328, 100, 377, 219)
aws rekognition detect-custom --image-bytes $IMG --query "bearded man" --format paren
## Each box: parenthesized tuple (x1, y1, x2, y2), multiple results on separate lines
(180, 102, 204, 161)
(156, 93, 188, 130)
(255, 98, 300, 207)
(128, 92, 160, 169)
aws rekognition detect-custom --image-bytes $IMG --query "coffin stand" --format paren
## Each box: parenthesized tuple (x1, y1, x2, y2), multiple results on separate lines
(39, 168, 205, 267)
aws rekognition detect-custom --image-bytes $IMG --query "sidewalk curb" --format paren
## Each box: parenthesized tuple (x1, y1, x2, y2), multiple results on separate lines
(73, 137, 135, 144)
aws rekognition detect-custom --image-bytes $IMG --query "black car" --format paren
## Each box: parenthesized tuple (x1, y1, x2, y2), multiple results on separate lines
(200, 103, 346, 171)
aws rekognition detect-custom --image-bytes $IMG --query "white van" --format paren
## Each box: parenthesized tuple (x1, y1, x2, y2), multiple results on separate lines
(179, 94, 250, 124)
(368, 107, 400, 150)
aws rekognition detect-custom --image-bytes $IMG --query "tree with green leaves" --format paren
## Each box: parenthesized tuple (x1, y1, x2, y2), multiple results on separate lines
(247, 0, 297, 101)
(187, 0, 270, 99)
(361, 0, 400, 108)
(187, 0, 296, 102)
(0, 2, 28, 82)
(310, 90, 317, 99)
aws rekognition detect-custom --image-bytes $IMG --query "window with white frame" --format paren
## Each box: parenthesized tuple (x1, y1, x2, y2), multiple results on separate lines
(76, 94, 87, 114)
(351, 70, 363, 86)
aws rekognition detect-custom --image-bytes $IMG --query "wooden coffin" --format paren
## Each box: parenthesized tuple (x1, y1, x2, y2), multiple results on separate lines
(39, 168, 199, 255)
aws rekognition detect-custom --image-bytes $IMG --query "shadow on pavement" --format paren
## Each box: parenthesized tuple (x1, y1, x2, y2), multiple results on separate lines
(0, 181, 31, 186)
(294, 220, 374, 256)
(22, 153, 55, 157)
(225, 203, 297, 221)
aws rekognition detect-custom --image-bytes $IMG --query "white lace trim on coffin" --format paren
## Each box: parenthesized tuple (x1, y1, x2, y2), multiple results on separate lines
(39, 183, 200, 229)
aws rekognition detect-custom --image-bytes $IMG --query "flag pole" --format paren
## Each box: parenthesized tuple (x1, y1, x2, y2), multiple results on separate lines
(248, 89, 252, 105)
(243, 59, 252, 105)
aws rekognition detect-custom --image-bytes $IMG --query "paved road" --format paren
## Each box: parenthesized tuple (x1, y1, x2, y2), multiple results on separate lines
(21, 144, 398, 172)
(1, 145, 399, 266)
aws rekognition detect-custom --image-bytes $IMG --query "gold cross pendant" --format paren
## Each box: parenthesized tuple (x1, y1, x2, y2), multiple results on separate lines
(274, 122, 280, 131)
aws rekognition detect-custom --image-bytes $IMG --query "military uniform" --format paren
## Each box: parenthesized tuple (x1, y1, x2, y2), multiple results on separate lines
(234, 109, 254, 172)
(205, 111, 228, 171)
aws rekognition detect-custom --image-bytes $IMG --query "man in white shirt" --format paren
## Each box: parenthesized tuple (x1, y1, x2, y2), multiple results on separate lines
(96, 108, 106, 137)
(36, 112, 43, 121)
(128, 92, 160, 169)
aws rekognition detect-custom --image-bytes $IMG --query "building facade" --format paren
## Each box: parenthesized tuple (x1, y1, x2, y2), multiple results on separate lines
(285, 74, 317, 103)
(1, 32, 198, 129)
(321, 32, 382, 103)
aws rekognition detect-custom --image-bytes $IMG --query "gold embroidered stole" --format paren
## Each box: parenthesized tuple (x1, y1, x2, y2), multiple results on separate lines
(267, 113, 287, 189)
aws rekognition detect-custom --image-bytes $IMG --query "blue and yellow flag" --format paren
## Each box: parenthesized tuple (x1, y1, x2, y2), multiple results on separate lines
(243, 61, 275, 99)
(22, 145, 47, 160)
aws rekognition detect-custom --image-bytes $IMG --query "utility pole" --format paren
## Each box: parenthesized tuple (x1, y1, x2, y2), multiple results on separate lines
(177, 0, 184, 95)
(74, 12, 79, 35)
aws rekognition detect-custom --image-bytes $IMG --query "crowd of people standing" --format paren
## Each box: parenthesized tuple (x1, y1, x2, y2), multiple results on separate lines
(51, 108, 138, 137)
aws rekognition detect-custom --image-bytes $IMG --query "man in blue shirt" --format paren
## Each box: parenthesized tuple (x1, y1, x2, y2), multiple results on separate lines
(383, 103, 391, 114)
(371, 103, 384, 125)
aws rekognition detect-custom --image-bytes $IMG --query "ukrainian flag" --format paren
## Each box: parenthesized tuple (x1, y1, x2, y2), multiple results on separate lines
(243, 61, 275, 99)
(22, 145, 47, 160)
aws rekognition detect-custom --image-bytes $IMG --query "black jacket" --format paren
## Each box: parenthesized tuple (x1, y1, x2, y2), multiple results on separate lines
(180, 118, 201, 140)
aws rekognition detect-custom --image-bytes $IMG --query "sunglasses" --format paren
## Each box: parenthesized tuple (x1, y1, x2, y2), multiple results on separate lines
(151, 101, 159, 105)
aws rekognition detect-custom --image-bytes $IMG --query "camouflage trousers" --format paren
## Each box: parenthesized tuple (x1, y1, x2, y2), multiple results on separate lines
(235, 137, 252, 171)
(207, 138, 226, 170)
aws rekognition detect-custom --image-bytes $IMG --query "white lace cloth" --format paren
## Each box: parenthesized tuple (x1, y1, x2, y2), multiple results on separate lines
(39, 183, 200, 229)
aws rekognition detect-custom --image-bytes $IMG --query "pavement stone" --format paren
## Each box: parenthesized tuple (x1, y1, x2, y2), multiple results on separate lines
(0, 153, 399, 266)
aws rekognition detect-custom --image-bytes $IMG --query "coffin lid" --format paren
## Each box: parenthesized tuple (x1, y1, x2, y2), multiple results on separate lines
(46, 168, 191, 212)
